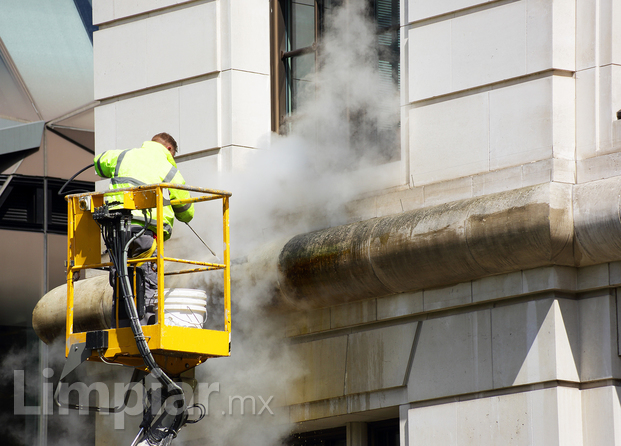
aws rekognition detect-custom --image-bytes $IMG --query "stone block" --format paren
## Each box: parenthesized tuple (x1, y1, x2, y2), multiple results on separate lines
(92, 0, 115, 25)
(286, 308, 331, 337)
(410, 93, 489, 185)
(452, 2, 526, 92)
(577, 151, 621, 183)
(522, 266, 576, 294)
(407, 310, 493, 401)
(375, 187, 425, 218)
(472, 166, 522, 197)
(407, 0, 495, 23)
(289, 396, 349, 422)
(94, 103, 116, 154)
(599, 0, 618, 66)
(377, 291, 423, 320)
(576, 0, 596, 70)
(396, 187, 426, 212)
(423, 282, 472, 312)
(578, 292, 621, 381)
(94, 81, 218, 156)
(552, 75, 576, 160)
(113, 87, 181, 152)
(489, 78, 553, 171)
(93, 0, 185, 24)
(551, 0, 576, 71)
(576, 65, 621, 163)
(492, 298, 560, 387)
(472, 271, 522, 303)
(174, 152, 219, 188)
(576, 67, 597, 161)
(179, 78, 219, 152)
(347, 387, 407, 414)
(525, 0, 552, 73)
(613, 120, 621, 150)
(407, 386, 582, 446)
(422, 176, 473, 205)
(614, 2, 621, 65)
(94, 22, 147, 99)
(375, 197, 403, 219)
(408, 0, 573, 99)
(484, 298, 580, 388)
(597, 65, 618, 154)
(552, 158, 576, 184)
(331, 299, 377, 329)
(610, 262, 621, 286)
(581, 386, 621, 445)
(227, 0, 271, 75)
(577, 263, 609, 291)
(346, 323, 417, 394)
(407, 22, 452, 103)
(555, 298, 581, 382)
(220, 70, 271, 149)
(287, 335, 348, 405)
(522, 159, 553, 186)
(94, 3, 218, 99)
(344, 196, 377, 223)
(611, 65, 621, 141)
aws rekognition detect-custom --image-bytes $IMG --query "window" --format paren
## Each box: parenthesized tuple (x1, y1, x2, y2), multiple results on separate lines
(0, 176, 94, 234)
(368, 418, 399, 446)
(271, 0, 400, 162)
(288, 426, 347, 446)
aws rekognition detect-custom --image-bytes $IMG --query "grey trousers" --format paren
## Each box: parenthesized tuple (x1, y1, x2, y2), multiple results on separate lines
(128, 227, 158, 325)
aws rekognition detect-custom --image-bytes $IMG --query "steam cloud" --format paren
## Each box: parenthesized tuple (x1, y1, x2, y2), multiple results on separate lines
(169, 2, 399, 445)
(3, 2, 400, 445)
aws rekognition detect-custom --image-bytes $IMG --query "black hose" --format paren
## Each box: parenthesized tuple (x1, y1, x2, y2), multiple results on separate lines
(58, 163, 94, 196)
(115, 211, 188, 442)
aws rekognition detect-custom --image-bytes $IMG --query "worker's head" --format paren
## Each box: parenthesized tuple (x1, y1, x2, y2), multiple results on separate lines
(152, 132, 178, 158)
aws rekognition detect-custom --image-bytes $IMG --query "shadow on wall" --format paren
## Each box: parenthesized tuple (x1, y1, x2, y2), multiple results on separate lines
(284, 291, 617, 413)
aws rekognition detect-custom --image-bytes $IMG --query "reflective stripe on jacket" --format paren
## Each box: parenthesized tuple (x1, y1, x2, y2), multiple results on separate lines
(94, 141, 194, 240)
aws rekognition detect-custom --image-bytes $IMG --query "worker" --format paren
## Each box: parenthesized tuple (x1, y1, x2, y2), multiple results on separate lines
(94, 133, 194, 324)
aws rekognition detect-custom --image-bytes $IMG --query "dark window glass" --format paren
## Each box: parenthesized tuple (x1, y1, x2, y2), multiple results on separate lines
(275, 0, 400, 162)
(369, 418, 399, 446)
(288, 426, 347, 446)
(0, 176, 93, 234)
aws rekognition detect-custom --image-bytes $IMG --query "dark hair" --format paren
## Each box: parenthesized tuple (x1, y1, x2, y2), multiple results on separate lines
(152, 132, 178, 154)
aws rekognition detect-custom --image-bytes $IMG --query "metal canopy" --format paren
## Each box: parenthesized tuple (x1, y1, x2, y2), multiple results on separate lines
(0, 119, 44, 156)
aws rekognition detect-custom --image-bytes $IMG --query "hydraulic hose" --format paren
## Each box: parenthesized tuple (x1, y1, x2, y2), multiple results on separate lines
(58, 162, 95, 196)
(114, 213, 188, 443)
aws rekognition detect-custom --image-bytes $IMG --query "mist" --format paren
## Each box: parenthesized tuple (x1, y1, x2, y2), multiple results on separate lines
(168, 2, 400, 445)
(0, 337, 99, 446)
(0, 2, 401, 446)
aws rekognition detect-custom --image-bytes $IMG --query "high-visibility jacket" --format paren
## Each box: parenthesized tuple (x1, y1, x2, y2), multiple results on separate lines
(94, 141, 194, 240)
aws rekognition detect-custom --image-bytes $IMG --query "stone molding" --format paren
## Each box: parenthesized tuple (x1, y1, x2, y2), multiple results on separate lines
(277, 177, 621, 309)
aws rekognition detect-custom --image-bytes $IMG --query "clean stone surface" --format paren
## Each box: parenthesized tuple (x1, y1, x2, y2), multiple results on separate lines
(94, 3, 218, 99)
(407, 386, 582, 446)
(407, 309, 493, 401)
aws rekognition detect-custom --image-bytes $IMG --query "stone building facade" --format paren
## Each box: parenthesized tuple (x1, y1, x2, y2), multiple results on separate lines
(89, 0, 621, 445)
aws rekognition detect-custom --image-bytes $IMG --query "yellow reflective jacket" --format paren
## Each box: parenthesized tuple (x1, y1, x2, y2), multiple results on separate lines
(94, 141, 194, 240)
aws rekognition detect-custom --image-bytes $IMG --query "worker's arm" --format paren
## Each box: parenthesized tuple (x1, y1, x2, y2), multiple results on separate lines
(93, 150, 123, 178)
(169, 172, 194, 223)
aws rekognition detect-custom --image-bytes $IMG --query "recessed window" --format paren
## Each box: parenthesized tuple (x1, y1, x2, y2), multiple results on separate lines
(272, 0, 400, 163)
(288, 426, 346, 446)
(368, 418, 399, 446)
(0, 176, 93, 234)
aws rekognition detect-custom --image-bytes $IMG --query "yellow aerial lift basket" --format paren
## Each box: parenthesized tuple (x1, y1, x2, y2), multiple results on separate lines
(64, 184, 231, 377)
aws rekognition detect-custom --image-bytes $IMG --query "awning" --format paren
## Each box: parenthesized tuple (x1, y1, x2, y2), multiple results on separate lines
(0, 119, 45, 156)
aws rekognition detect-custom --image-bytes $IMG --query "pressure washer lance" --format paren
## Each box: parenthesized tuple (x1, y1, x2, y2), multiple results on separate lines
(185, 222, 221, 262)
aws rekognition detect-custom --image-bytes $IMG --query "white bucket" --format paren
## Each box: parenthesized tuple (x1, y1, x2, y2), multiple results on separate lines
(159, 288, 207, 328)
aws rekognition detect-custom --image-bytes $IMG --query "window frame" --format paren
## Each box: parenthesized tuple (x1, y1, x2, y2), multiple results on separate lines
(270, 0, 401, 163)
